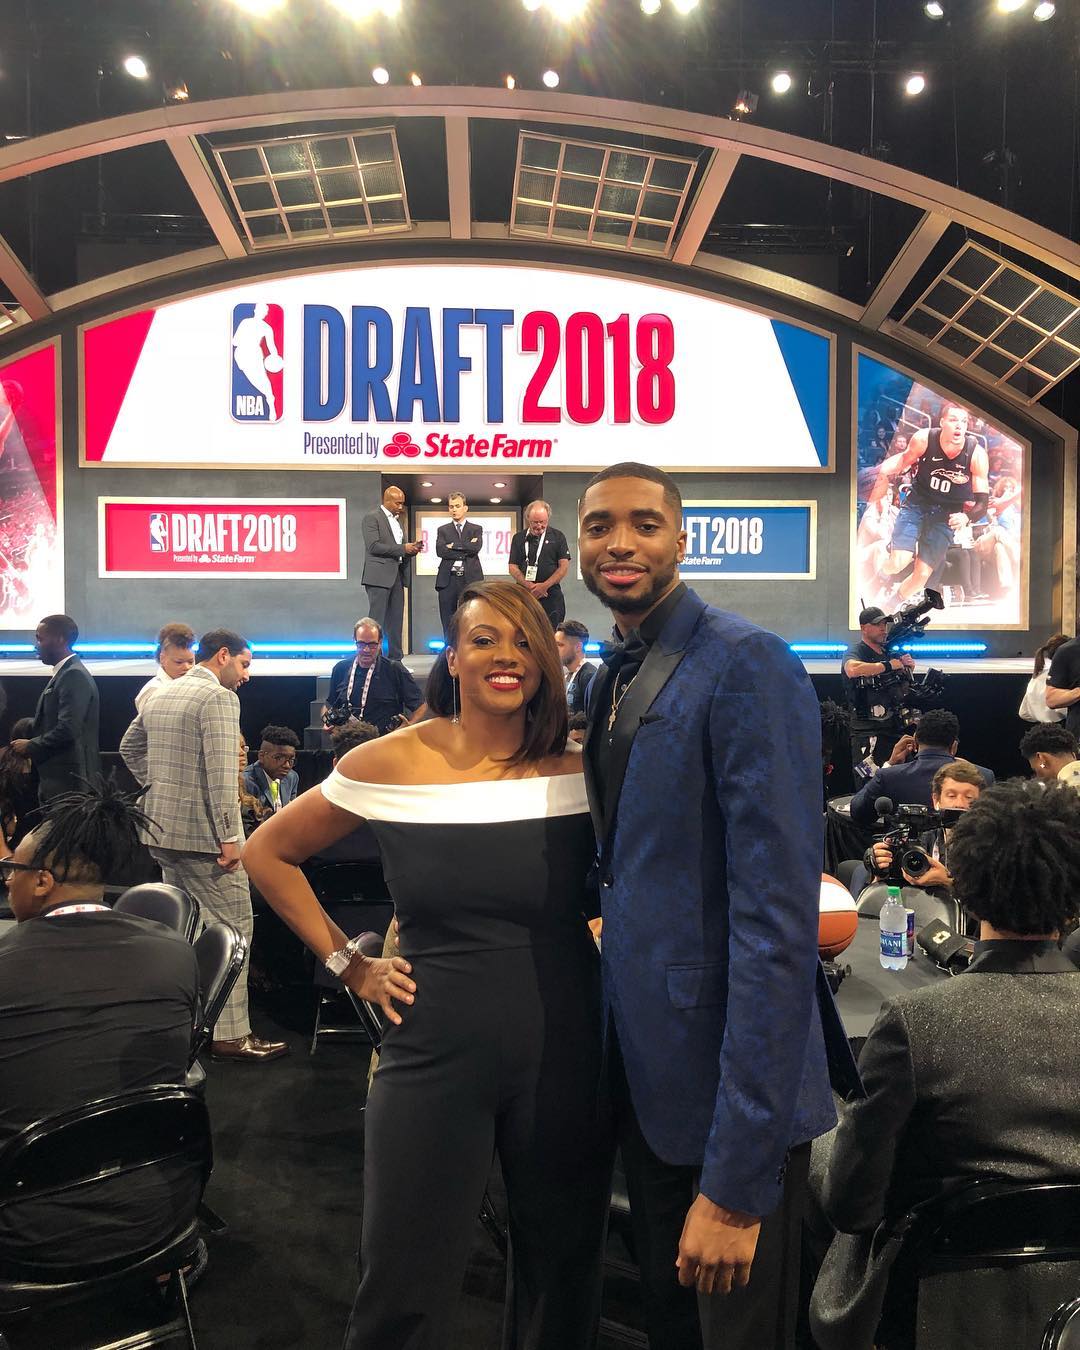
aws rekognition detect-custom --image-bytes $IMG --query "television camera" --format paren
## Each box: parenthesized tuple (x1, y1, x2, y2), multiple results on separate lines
(852, 590, 948, 717)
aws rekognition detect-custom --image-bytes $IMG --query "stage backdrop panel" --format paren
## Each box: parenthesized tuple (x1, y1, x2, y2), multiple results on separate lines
(81, 263, 831, 472)
(414, 509, 517, 579)
(98, 498, 346, 579)
(853, 352, 1028, 630)
(0, 343, 62, 626)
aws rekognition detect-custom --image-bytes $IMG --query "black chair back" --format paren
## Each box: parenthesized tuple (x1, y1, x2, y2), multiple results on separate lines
(306, 858, 389, 903)
(114, 883, 201, 944)
(1044, 1297, 1080, 1350)
(190, 922, 247, 1064)
(0, 1085, 211, 1284)
(913, 1180, 1080, 1272)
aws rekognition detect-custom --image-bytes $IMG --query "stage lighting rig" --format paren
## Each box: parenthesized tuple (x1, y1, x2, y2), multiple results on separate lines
(1033, 1, 1055, 17)
(924, 1, 944, 16)
(372, 65, 390, 84)
(770, 71, 792, 94)
(123, 55, 149, 79)
(542, 69, 561, 88)
(409, 72, 422, 86)
(732, 89, 758, 117)
(904, 73, 926, 95)
(505, 74, 517, 89)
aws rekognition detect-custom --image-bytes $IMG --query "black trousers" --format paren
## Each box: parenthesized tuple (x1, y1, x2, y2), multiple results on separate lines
(365, 577, 405, 660)
(610, 1031, 810, 1350)
(437, 573, 469, 637)
(343, 945, 610, 1350)
(538, 586, 565, 629)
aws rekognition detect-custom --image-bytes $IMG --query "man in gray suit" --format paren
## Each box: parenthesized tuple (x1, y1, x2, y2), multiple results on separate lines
(361, 484, 421, 661)
(11, 614, 100, 803)
(120, 628, 288, 1063)
(811, 778, 1080, 1350)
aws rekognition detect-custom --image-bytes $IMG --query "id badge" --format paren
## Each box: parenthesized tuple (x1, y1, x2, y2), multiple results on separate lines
(525, 564, 538, 582)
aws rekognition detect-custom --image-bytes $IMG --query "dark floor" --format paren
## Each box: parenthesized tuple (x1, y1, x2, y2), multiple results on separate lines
(9, 974, 645, 1350)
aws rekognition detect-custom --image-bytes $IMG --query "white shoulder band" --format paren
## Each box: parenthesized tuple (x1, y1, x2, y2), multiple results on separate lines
(320, 767, 589, 824)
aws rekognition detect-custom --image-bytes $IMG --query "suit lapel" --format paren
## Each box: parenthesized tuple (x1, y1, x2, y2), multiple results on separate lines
(582, 662, 613, 844)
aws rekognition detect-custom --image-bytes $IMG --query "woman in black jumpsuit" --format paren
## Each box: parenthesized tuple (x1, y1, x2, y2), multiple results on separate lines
(243, 582, 610, 1350)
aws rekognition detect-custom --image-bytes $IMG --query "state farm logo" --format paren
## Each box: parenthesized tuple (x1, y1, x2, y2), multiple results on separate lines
(382, 432, 421, 458)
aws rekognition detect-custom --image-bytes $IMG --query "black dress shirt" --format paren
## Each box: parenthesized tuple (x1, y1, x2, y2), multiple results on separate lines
(590, 582, 687, 806)
(327, 655, 423, 734)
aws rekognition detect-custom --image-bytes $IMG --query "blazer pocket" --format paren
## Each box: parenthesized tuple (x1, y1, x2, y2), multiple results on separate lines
(666, 961, 727, 1011)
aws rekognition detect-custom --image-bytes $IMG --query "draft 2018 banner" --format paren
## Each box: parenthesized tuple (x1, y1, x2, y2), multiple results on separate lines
(854, 353, 1026, 628)
(0, 345, 62, 626)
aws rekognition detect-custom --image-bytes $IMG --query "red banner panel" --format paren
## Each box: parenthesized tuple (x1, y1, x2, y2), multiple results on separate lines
(99, 498, 346, 578)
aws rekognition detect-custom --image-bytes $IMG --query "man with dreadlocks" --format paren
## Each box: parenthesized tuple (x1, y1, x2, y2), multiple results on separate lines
(0, 781, 200, 1267)
(811, 779, 1080, 1350)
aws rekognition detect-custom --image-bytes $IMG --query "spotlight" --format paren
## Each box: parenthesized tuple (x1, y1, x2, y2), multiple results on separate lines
(169, 82, 190, 101)
(409, 71, 422, 86)
(549, 0, 588, 16)
(522, 0, 543, 10)
(733, 89, 758, 117)
(770, 71, 792, 94)
(492, 481, 507, 488)
(542, 68, 560, 88)
(670, 0, 700, 11)
(641, 0, 661, 12)
(372, 65, 390, 84)
(489, 497, 502, 503)
(1033, 1, 1055, 16)
(924, 0, 944, 15)
(505, 74, 517, 89)
(123, 55, 149, 79)
(904, 73, 926, 95)
(996, 0, 1026, 10)
(421, 481, 433, 487)
(430, 496, 443, 503)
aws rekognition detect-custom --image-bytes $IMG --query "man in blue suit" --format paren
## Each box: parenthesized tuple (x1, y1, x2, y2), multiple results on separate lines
(848, 707, 994, 827)
(242, 724, 300, 815)
(578, 463, 840, 1349)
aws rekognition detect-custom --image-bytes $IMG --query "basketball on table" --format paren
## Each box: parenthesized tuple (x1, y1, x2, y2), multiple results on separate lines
(819, 873, 858, 960)
(264, 354, 284, 373)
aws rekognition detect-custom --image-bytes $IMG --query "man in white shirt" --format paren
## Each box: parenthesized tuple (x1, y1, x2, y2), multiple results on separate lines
(361, 485, 421, 661)
(134, 622, 195, 714)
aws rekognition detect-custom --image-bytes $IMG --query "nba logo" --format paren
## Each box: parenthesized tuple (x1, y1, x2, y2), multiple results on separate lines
(231, 303, 285, 423)
(149, 513, 168, 552)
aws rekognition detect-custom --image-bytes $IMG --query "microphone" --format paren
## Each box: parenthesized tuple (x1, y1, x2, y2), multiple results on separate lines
(916, 918, 973, 973)
(875, 796, 895, 820)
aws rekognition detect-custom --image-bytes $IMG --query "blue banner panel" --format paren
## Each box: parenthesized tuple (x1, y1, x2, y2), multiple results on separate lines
(681, 502, 815, 578)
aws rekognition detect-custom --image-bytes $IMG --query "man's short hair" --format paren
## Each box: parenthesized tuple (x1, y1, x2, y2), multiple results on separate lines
(331, 722, 379, 758)
(353, 617, 383, 640)
(259, 724, 300, 750)
(949, 780, 1080, 935)
(1019, 723, 1079, 761)
(156, 621, 194, 654)
(581, 462, 682, 521)
(932, 758, 985, 796)
(196, 628, 248, 662)
(525, 499, 552, 520)
(556, 619, 589, 644)
(38, 614, 78, 645)
(915, 708, 960, 750)
(448, 492, 466, 506)
(940, 400, 970, 423)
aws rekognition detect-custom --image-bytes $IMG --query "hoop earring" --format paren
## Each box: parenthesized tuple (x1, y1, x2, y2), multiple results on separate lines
(451, 676, 460, 725)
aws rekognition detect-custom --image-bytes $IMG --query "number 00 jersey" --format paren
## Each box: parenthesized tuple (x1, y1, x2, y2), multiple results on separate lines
(908, 429, 977, 508)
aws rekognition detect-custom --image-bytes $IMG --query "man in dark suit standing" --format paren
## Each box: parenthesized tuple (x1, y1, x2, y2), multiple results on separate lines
(555, 619, 597, 714)
(508, 500, 572, 628)
(812, 779, 1080, 1350)
(434, 491, 484, 637)
(361, 484, 421, 661)
(578, 462, 838, 1350)
(848, 707, 994, 826)
(11, 614, 100, 803)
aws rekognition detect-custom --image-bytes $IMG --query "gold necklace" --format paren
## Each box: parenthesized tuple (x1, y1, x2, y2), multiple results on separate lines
(608, 673, 638, 733)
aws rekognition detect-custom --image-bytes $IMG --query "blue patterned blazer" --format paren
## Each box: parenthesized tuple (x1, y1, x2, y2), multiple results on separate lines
(584, 587, 841, 1217)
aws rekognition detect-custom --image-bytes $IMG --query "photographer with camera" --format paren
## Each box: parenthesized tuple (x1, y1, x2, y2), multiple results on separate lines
(862, 760, 985, 904)
(849, 707, 994, 827)
(842, 606, 915, 770)
(323, 618, 422, 737)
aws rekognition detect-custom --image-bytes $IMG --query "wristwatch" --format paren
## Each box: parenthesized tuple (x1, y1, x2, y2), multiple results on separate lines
(325, 935, 366, 978)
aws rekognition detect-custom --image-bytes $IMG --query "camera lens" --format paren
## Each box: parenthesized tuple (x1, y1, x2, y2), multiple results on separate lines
(900, 848, 931, 878)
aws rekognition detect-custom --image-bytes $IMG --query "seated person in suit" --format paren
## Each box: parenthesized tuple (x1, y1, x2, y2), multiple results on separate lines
(323, 618, 423, 735)
(243, 724, 300, 815)
(811, 779, 1080, 1350)
(857, 759, 985, 903)
(1020, 722, 1080, 789)
(849, 707, 994, 826)
(0, 781, 201, 1267)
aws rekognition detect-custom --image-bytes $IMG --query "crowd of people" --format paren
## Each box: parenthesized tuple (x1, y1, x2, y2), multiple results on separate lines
(1, 467, 1080, 1349)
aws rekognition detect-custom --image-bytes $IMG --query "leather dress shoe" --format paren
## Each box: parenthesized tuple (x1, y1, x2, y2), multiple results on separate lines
(210, 1034, 290, 1062)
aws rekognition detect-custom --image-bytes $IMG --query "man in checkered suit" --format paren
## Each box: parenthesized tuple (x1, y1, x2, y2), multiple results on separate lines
(120, 628, 288, 1063)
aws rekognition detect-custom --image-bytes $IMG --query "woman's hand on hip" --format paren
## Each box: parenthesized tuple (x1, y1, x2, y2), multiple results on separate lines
(345, 956, 416, 1025)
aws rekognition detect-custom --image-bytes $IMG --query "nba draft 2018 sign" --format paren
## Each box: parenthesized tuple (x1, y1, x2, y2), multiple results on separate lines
(99, 498, 346, 578)
(81, 264, 831, 471)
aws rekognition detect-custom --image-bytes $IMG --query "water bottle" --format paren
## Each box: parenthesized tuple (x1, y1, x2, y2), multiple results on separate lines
(879, 886, 909, 971)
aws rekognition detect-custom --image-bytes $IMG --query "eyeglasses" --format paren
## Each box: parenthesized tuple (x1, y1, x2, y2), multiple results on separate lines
(355, 640, 381, 650)
(0, 858, 37, 881)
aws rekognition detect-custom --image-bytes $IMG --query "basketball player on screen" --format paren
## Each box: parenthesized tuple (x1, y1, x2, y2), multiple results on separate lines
(867, 401, 989, 605)
(231, 302, 282, 422)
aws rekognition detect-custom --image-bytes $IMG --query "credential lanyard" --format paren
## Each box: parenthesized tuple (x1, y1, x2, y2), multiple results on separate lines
(346, 660, 377, 720)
